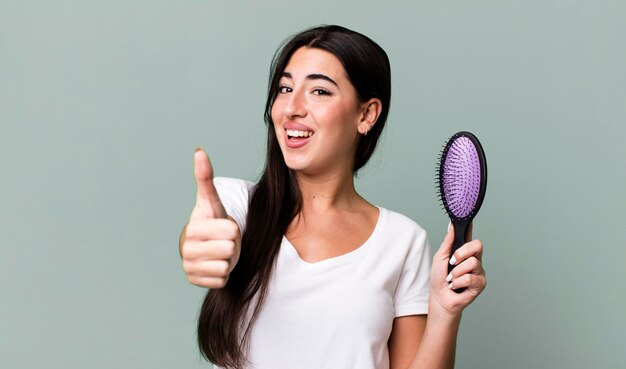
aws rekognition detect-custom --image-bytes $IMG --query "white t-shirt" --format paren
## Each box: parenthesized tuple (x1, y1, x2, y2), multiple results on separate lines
(213, 177, 431, 369)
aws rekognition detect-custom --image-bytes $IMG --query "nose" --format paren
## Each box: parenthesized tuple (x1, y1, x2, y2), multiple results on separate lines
(283, 89, 307, 119)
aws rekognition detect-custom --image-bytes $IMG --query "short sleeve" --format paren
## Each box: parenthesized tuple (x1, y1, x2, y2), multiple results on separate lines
(393, 228, 432, 317)
(213, 177, 255, 234)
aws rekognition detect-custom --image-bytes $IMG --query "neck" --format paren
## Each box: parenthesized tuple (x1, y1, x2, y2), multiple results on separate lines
(295, 170, 360, 213)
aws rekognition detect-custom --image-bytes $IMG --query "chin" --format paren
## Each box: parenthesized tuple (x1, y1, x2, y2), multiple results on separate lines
(282, 157, 310, 172)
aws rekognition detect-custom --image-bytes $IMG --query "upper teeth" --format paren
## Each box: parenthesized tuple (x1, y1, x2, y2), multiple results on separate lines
(286, 129, 313, 137)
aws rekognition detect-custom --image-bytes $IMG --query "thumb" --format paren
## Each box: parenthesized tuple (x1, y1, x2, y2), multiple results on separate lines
(193, 148, 227, 219)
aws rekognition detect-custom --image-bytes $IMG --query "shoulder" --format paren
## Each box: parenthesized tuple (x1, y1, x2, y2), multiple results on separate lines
(214, 177, 256, 197)
(379, 207, 427, 238)
(213, 177, 256, 233)
(214, 176, 255, 191)
(374, 207, 430, 260)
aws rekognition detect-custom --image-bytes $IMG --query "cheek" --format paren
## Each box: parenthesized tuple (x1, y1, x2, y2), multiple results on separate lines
(325, 108, 359, 135)
(271, 98, 285, 121)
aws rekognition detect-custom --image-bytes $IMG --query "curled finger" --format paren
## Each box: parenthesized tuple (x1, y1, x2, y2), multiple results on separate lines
(447, 256, 483, 282)
(449, 273, 486, 292)
(450, 239, 483, 265)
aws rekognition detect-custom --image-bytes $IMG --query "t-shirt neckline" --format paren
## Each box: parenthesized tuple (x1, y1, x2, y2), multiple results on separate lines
(281, 206, 386, 268)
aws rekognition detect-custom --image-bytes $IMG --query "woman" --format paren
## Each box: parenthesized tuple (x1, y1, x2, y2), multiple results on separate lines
(179, 25, 486, 369)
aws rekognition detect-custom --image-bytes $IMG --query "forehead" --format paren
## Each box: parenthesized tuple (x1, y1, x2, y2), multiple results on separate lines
(283, 47, 348, 81)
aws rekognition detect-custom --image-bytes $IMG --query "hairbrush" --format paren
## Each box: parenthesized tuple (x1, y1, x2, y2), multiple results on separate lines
(436, 131, 487, 293)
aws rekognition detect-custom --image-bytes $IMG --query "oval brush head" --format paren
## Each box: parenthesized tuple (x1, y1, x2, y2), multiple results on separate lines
(436, 131, 487, 292)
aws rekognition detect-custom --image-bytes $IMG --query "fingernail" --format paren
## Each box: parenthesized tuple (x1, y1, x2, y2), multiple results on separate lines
(449, 255, 456, 265)
(195, 147, 203, 153)
(448, 282, 454, 289)
(447, 221, 451, 232)
(446, 272, 453, 282)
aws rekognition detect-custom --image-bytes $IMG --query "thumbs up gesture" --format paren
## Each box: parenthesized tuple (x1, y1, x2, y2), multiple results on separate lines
(179, 148, 241, 289)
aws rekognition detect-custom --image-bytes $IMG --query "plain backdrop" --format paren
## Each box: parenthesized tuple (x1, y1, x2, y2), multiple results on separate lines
(1, 1, 624, 368)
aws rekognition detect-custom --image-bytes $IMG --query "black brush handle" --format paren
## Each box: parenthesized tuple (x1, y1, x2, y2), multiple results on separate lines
(448, 218, 470, 293)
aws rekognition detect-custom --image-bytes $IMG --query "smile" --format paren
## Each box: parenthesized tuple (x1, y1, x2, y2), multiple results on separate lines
(284, 129, 314, 148)
(286, 129, 314, 138)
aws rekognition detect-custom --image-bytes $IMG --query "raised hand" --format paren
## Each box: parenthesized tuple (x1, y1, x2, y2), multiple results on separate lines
(179, 148, 241, 288)
(429, 223, 486, 318)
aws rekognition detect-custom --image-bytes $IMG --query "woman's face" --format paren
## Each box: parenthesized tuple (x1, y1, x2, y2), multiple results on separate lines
(271, 47, 366, 176)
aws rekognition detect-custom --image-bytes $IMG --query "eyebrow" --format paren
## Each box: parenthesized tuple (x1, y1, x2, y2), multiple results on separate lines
(281, 72, 338, 87)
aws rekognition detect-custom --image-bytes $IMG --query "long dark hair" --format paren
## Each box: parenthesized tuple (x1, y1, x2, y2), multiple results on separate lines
(197, 25, 391, 368)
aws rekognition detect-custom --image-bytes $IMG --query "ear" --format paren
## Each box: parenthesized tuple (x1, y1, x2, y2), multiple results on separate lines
(357, 98, 382, 135)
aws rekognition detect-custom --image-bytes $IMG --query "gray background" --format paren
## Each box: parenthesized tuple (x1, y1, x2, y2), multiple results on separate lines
(1, 1, 624, 368)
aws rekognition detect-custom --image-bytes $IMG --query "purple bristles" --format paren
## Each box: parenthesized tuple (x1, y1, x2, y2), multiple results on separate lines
(442, 136, 481, 218)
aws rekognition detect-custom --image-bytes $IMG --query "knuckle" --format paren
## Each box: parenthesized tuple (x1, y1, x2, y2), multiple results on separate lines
(215, 277, 228, 288)
(209, 277, 227, 289)
(180, 244, 189, 259)
(182, 260, 192, 272)
(453, 253, 463, 265)
(185, 223, 199, 239)
(469, 256, 480, 268)
(203, 260, 228, 277)
(181, 244, 194, 260)
(184, 243, 205, 260)
(217, 260, 231, 276)
(225, 221, 239, 239)
(224, 240, 236, 256)
(187, 274, 198, 285)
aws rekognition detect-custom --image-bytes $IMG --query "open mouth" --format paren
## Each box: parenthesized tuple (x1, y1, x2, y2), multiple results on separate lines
(286, 129, 314, 140)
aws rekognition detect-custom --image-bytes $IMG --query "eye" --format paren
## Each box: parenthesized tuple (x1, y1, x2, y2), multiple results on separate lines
(312, 88, 332, 96)
(278, 85, 292, 94)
